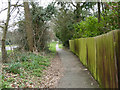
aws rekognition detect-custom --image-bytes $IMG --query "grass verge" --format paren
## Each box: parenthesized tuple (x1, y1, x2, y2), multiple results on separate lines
(49, 42, 57, 55)
(58, 44, 63, 49)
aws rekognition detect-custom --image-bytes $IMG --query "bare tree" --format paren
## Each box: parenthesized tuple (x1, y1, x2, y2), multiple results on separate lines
(2, 0, 11, 62)
(23, 1, 34, 52)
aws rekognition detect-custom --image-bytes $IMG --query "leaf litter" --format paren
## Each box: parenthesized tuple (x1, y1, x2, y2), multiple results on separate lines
(2, 53, 63, 88)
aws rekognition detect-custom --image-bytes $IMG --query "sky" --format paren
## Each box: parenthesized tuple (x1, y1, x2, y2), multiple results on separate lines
(0, 0, 54, 20)
(0, 0, 53, 32)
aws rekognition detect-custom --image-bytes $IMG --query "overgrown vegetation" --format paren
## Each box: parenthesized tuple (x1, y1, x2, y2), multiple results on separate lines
(16, 2, 56, 51)
(52, 2, 120, 46)
(73, 16, 105, 38)
(1, 42, 57, 88)
(4, 52, 50, 75)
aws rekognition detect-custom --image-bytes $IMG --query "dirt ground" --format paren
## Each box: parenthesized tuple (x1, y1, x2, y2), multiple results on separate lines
(39, 53, 64, 88)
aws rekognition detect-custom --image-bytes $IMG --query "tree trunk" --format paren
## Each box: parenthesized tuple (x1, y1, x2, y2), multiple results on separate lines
(23, 1, 34, 52)
(101, 2, 104, 12)
(118, 1, 120, 29)
(75, 2, 81, 22)
(98, 1, 101, 23)
(2, 1, 11, 63)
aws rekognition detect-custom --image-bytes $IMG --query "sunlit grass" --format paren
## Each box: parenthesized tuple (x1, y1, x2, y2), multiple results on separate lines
(59, 44, 63, 49)
(49, 42, 57, 54)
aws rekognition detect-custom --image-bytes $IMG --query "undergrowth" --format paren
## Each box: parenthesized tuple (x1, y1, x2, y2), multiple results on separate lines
(1, 42, 57, 88)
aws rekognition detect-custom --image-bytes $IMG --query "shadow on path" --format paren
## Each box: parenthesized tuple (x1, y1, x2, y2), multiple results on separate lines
(56, 44, 99, 88)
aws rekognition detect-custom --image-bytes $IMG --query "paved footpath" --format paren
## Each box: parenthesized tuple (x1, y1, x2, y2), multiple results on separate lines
(56, 44, 99, 88)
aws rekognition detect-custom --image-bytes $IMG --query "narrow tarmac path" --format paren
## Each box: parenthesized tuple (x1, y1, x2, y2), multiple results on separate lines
(56, 44, 99, 88)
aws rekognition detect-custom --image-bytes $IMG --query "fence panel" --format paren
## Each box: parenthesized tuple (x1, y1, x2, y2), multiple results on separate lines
(78, 38, 87, 66)
(86, 37, 96, 79)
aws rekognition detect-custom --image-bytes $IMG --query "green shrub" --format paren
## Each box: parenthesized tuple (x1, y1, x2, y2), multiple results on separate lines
(20, 56, 28, 62)
(49, 42, 57, 54)
(1, 75, 11, 88)
(5, 51, 51, 77)
(4, 62, 21, 74)
(73, 16, 105, 38)
(20, 52, 50, 77)
(1, 80, 10, 88)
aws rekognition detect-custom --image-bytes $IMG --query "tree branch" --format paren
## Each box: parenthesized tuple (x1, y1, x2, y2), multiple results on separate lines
(0, 8, 8, 14)
(0, 25, 4, 29)
(71, 2, 76, 7)
(11, 4, 24, 7)
(0, 4, 23, 14)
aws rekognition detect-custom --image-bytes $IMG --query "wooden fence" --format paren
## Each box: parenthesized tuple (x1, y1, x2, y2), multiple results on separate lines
(69, 30, 120, 88)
